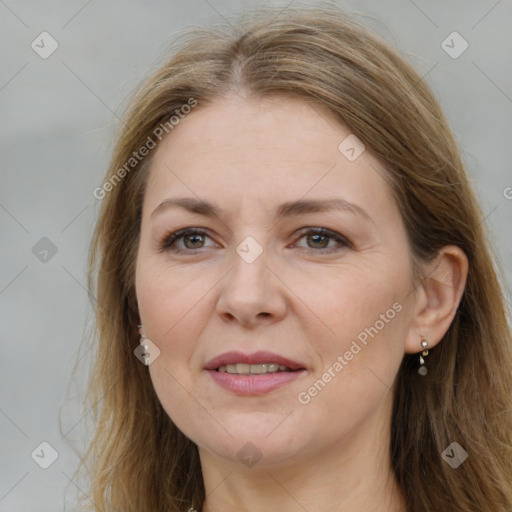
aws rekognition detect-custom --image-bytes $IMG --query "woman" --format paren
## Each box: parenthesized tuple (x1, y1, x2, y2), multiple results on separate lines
(80, 5, 512, 511)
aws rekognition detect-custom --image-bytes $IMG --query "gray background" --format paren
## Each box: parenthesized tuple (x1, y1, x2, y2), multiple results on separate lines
(1, 1, 511, 510)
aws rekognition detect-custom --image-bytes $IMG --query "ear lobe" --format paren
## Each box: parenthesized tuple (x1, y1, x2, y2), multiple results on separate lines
(404, 245, 468, 354)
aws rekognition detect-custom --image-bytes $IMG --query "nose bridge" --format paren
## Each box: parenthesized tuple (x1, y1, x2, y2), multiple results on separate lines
(228, 233, 270, 297)
(216, 233, 286, 324)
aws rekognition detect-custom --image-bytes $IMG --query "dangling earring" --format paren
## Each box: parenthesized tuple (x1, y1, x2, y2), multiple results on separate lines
(138, 324, 150, 366)
(417, 335, 429, 376)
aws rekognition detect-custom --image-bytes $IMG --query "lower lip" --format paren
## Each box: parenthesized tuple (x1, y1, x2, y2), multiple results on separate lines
(206, 369, 306, 395)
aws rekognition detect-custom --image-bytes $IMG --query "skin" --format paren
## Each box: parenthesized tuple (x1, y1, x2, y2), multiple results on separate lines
(135, 95, 468, 512)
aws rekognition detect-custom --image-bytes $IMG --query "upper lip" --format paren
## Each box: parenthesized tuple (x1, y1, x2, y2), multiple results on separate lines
(204, 351, 306, 371)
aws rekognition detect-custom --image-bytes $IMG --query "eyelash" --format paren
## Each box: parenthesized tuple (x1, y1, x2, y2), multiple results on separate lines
(158, 227, 352, 255)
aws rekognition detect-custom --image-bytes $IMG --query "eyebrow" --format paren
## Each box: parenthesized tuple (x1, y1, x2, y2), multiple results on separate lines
(150, 197, 373, 223)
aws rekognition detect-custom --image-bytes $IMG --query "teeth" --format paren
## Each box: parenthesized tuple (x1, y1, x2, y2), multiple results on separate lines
(217, 363, 294, 374)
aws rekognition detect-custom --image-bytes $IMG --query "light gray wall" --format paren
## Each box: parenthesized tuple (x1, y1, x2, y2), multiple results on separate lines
(1, 1, 511, 510)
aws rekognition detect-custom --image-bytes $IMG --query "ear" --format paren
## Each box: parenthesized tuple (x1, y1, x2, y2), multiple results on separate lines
(404, 245, 468, 354)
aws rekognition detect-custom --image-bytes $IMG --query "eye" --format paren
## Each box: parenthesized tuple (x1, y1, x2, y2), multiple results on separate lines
(158, 226, 351, 255)
(159, 228, 217, 254)
(293, 227, 351, 253)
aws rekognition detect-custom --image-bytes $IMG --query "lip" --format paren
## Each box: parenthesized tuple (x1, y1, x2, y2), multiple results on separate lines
(203, 351, 307, 396)
(203, 351, 306, 371)
(206, 370, 306, 395)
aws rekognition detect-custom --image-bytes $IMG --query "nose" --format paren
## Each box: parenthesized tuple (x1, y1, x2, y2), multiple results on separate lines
(215, 242, 287, 328)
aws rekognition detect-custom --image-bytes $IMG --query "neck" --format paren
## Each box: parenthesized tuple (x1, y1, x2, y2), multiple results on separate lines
(198, 398, 406, 512)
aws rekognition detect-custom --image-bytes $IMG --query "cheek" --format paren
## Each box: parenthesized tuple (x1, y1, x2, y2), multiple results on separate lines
(296, 264, 408, 403)
(135, 258, 216, 344)
(135, 260, 218, 427)
(293, 305, 405, 438)
(300, 261, 406, 346)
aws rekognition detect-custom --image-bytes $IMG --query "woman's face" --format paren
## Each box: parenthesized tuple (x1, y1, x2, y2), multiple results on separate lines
(135, 96, 418, 468)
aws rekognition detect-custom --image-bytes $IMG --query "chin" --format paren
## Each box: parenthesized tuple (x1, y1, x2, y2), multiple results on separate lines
(193, 417, 313, 469)
(202, 436, 305, 470)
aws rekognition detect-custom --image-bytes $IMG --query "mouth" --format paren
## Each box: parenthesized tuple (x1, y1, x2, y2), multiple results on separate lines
(204, 351, 307, 395)
(217, 362, 301, 374)
(204, 351, 306, 372)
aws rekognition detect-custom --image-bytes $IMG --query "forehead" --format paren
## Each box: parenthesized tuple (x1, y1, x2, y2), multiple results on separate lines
(143, 96, 395, 222)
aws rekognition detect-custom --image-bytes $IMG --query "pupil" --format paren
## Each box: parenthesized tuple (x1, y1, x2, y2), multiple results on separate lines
(308, 234, 327, 248)
(185, 234, 203, 248)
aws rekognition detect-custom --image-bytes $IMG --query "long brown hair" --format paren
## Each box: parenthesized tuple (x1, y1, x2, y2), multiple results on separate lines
(78, 4, 512, 511)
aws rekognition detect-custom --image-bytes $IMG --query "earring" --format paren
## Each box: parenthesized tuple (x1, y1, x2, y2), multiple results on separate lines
(138, 324, 150, 366)
(417, 335, 429, 376)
